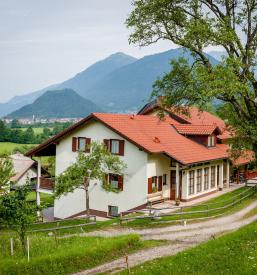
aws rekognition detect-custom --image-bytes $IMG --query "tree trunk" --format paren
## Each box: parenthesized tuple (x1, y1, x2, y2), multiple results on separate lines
(84, 177, 90, 217)
(19, 226, 27, 255)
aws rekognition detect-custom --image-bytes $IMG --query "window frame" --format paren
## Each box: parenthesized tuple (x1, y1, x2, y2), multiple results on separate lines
(189, 170, 195, 195)
(211, 166, 215, 188)
(163, 174, 167, 185)
(197, 169, 202, 193)
(208, 135, 216, 147)
(204, 167, 209, 190)
(110, 139, 120, 155)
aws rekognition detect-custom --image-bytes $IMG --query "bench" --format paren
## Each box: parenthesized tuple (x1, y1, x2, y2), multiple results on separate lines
(147, 191, 164, 205)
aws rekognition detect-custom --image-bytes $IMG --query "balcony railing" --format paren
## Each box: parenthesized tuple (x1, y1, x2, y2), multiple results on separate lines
(39, 177, 55, 190)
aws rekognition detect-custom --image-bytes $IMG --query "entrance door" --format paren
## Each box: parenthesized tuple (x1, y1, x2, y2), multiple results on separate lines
(170, 171, 176, 199)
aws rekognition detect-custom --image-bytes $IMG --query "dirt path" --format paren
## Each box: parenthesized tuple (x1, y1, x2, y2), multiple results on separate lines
(74, 201, 257, 275)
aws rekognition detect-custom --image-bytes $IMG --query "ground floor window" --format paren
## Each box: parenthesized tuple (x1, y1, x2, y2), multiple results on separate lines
(108, 205, 119, 217)
(204, 167, 209, 190)
(197, 169, 202, 193)
(108, 174, 123, 191)
(163, 174, 167, 185)
(189, 170, 195, 195)
(211, 166, 215, 188)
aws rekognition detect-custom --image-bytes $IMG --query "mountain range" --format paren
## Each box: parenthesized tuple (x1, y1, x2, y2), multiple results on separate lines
(8, 89, 102, 119)
(1, 48, 219, 118)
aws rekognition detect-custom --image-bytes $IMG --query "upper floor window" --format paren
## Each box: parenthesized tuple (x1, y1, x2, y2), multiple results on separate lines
(208, 135, 216, 147)
(104, 139, 125, 156)
(72, 137, 91, 153)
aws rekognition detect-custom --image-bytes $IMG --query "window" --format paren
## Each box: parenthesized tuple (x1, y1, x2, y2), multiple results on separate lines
(78, 138, 86, 151)
(211, 166, 215, 188)
(152, 176, 158, 193)
(208, 135, 216, 147)
(204, 167, 209, 190)
(72, 137, 91, 152)
(163, 174, 167, 185)
(189, 170, 195, 195)
(109, 174, 119, 189)
(104, 139, 125, 156)
(108, 174, 123, 191)
(110, 140, 119, 154)
(148, 176, 162, 194)
(108, 205, 119, 217)
(197, 169, 202, 193)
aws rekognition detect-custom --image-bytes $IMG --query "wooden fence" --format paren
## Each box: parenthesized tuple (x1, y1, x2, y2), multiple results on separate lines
(119, 186, 256, 224)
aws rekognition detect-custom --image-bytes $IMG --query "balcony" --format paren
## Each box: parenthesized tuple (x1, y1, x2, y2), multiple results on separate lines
(39, 177, 55, 192)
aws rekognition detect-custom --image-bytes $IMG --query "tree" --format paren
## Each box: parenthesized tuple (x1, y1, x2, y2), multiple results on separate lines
(10, 119, 21, 129)
(0, 158, 15, 194)
(127, 0, 257, 153)
(23, 127, 35, 144)
(0, 120, 8, 141)
(0, 186, 37, 254)
(55, 142, 126, 216)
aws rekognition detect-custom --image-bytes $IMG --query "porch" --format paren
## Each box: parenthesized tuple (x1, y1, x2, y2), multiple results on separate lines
(147, 155, 231, 204)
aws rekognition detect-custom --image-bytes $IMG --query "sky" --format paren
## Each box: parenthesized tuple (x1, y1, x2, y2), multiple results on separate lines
(0, 0, 177, 103)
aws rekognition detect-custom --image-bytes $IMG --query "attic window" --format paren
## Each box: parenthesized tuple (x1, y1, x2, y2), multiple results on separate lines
(208, 135, 216, 147)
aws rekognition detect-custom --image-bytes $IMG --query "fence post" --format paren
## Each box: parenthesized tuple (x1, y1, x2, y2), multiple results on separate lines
(180, 206, 183, 221)
(10, 238, 14, 256)
(207, 205, 209, 217)
(27, 237, 30, 262)
(119, 213, 123, 226)
(125, 255, 131, 273)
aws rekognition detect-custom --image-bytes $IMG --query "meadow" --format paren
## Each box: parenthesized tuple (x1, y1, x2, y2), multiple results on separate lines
(0, 142, 36, 155)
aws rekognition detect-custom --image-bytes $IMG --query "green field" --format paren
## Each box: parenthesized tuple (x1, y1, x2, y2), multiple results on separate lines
(0, 142, 37, 155)
(18, 127, 53, 134)
(119, 219, 257, 275)
(0, 234, 161, 275)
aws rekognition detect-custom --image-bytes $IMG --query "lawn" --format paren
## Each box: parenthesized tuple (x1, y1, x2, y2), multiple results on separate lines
(124, 186, 257, 228)
(119, 220, 257, 275)
(0, 142, 36, 155)
(26, 191, 54, 208)
(0, 234, 161, 275)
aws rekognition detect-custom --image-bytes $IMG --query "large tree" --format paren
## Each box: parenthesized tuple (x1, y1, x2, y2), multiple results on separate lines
(55, 142, 126, 216)
(127, 0, 257, 152)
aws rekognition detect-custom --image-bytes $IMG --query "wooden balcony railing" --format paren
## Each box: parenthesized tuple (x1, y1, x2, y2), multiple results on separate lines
(40, 177, 55, 190)
(245, 171, 257, 180)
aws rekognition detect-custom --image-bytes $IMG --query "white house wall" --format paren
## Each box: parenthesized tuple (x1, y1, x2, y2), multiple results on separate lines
(13, 167, 37, 187)
(147, 154, 171, 198)
(54, 120, 148, 219)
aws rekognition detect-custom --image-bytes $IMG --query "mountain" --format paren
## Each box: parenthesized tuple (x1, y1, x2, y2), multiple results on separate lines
(1, 48, 219, 117)
(7, 89, 102, 118)
(0, 52, 137, 117)
(81, 48, 218, 112)
(206, 50, 227, 61)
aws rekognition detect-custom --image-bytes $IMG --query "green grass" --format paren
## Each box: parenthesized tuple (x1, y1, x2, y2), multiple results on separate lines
(26, 192, 54, 208)
(18, 127, 53, 134)
(124, 187, 257, 228)
(0, 234, 162, 275)
(119, 220, 257, 275)
(0, 142, 36, 155)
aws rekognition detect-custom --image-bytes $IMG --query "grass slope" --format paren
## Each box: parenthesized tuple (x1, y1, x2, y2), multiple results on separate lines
(0, 142, 36, 155)
(119, 220, 257, 275)
(0, 234, 160, 275)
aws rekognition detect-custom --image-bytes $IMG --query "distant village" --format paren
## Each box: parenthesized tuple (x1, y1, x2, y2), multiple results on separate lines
(3, 116, 82, 125)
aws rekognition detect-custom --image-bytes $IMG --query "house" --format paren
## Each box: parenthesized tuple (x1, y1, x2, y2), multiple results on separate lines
(10, 153, 38, 188)
(26, 101, 254, 219)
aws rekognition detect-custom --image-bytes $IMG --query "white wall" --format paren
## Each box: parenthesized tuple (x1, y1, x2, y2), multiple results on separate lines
(14, 167, 37, 187)
(147, 154, 171, 198)
(54, 120, 148, 219)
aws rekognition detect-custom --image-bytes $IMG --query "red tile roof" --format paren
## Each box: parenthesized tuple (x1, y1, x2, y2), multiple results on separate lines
(232, 151, 255, 166)
(92, 113, 229, 165)
(173, 124, 221, 136)
(138, 100, 226, 130)
(27, 113, 254, 166)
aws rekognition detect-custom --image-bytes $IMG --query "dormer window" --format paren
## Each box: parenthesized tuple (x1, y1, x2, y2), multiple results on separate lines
(208, 135, 216, 147)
